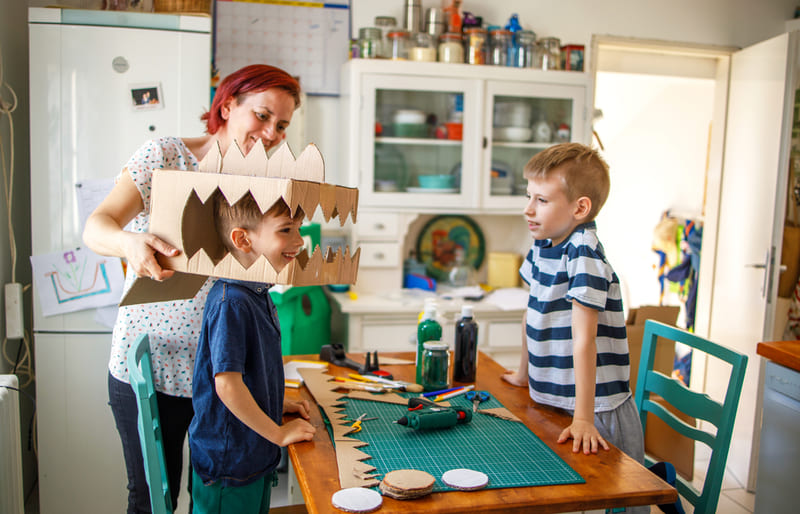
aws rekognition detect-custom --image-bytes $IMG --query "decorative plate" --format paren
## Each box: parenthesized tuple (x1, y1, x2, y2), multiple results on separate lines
(415, 215, 485, 281)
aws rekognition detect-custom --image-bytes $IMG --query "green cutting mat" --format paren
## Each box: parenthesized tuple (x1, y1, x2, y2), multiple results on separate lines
(329, 393, 584, 492)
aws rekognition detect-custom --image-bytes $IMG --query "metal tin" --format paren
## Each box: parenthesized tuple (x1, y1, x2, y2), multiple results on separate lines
(403, 0, 422, 34)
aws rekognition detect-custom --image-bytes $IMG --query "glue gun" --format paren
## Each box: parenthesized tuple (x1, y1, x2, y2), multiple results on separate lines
(395, 407, 472, 430)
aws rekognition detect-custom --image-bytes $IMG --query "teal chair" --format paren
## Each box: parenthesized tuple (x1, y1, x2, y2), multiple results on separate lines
(128, 334, 173, 514)
(634, 320, 748, 514)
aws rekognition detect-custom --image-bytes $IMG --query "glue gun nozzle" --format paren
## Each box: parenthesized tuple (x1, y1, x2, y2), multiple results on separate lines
(395, 417, 408, 426)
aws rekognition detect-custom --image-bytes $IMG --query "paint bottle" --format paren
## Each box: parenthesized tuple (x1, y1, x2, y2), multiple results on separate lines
(416, 302, 443, 384)
(453, 305, 479, 382)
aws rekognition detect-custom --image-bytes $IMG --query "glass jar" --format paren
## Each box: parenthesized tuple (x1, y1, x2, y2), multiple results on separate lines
(538, 37, 562, 70)
(358, 27, 382, 59)
(489, 28, 512, 66)
(514, 29, 537, 68)
(388, 30, 410, 60)
(465, 27, 487, 65)
(374, 16, 398, 58)
(409, 32, 437, 62)
(421, 341, 450, 392)
(438, 32, 464, 63)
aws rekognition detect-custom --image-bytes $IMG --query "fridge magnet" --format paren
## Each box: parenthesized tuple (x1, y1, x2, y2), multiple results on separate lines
(120, 141, 360, 306)
(130, 82, 163, 110)
(30, 247, 125, 316)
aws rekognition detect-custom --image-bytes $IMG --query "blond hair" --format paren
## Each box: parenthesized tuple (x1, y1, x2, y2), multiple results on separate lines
(523, 143, 610, 220)
(212, 191, 296, 251)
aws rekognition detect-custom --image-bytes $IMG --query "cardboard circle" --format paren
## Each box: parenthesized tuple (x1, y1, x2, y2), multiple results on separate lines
(442, 468, 489, 491)
(331, 487, 383, 513)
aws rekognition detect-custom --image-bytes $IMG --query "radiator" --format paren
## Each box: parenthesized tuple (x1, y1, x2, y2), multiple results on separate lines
(0, 374, 24, 514)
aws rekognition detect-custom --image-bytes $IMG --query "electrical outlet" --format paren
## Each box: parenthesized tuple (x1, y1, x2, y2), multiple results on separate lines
(4, 283, 24, 340)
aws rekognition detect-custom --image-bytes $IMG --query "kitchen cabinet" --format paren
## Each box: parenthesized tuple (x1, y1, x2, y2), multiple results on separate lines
(340, 59, 591, 214)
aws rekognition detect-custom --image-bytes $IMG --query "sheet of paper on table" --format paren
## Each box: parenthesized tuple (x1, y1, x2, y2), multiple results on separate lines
(485, 287, 529, 310)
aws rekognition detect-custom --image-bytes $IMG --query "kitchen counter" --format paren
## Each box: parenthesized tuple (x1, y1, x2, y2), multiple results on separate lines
(327, 288, 528, 368)
(756, 340, 800, 371)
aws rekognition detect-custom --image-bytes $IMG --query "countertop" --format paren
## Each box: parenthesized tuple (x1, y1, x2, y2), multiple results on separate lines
(756, 340, 800, 372)
(328, 287, 528, 315)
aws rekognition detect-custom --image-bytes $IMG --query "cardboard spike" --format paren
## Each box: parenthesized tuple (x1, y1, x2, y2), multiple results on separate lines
(219, 139, 250, 176)
(267, 142, 296, 178)
(294, 143, 325, 182)
(218, 180, 254, 209)
(191, 175, 223, 204)
(242, 140, 269, 177)
(197, 140, 222, 173)
(249, 179, 291, 214)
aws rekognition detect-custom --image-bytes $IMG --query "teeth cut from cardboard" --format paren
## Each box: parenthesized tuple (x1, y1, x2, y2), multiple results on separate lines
(119, 140, 360, 306)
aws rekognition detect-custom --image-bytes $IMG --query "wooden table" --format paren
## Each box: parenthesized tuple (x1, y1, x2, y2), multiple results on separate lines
(284, 351, 676, 513)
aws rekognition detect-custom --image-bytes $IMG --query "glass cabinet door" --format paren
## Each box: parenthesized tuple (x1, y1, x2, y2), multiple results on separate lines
(482, 81, 586, 209)
(359, 74, 482, 209)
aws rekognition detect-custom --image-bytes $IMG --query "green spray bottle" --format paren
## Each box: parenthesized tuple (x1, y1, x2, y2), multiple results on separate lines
(416, 302, 443, 385)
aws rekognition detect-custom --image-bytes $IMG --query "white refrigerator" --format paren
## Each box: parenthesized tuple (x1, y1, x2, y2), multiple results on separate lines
(28, 7, 209, 513)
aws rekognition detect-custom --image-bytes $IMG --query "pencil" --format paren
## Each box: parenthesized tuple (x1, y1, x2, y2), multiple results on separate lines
(433, 384, 475, 402)
(422, 386, 462, 398)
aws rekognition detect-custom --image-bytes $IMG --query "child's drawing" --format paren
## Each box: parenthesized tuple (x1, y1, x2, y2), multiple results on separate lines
(31, 247, 125, 317)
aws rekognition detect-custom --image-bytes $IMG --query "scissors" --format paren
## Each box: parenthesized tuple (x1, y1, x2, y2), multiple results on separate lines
(346, 413, 376, 434)
(465, 390, 490, 412)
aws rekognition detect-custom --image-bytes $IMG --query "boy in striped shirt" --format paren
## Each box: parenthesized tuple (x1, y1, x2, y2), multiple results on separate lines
(503, 143, 644, 471)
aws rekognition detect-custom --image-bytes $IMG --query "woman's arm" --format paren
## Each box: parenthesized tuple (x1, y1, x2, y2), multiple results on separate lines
(82, 170, 178, 280)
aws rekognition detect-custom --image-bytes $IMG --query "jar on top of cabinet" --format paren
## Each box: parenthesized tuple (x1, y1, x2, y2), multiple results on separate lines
(465, 27, 487, 65)
(357, 27, 382, 59)
(538, 37, 561, 70)
(374, 16, 398, 58)
(388, 30, 411, 60)
(409, 32, 437, 62)
(438, 32, 464, 63)
(513, 29, 537, 68)
(489, 28, 512, 66)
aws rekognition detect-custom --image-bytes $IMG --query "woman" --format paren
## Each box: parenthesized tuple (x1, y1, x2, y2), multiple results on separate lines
(83, 64, 301, 514)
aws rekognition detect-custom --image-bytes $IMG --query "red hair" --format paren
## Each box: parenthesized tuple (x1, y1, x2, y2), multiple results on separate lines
(202, 64, 301, 134)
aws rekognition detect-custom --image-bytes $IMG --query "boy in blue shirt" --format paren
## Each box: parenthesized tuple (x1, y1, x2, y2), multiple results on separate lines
(189, 191, 316, 513)
(503, 143, 645, 480)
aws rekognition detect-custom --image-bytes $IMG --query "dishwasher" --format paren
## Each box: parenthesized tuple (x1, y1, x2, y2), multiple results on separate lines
(754, 360, 800, 513)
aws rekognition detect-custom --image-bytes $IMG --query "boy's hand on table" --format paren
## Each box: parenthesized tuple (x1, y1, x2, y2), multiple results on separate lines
(284, 399, 311, 419)
(557, 419, 609, 455)
(501, 369, 528, 387)
(278, 418, 316, 446)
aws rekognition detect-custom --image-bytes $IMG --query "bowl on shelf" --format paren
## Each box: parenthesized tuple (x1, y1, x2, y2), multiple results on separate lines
(418, 174, 456, 189)
(493, 126, 532, 142)
(393, 123, 429, 138)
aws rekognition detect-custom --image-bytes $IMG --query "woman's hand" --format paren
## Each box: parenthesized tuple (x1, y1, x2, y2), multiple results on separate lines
(119, 231, 179, 281)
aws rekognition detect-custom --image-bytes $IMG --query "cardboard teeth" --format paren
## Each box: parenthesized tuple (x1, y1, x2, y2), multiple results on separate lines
(120, 140, 360, 306)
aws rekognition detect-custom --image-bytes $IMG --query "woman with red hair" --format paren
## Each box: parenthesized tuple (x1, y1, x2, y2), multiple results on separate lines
(83, 64, 300, 514)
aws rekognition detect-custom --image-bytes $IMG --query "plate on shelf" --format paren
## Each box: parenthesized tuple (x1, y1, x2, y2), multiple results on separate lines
(415, 215, 485, 281)
(406, 187, 458, 194)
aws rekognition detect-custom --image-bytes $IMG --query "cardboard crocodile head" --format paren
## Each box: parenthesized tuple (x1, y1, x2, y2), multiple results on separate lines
(119, 140, 359, 306)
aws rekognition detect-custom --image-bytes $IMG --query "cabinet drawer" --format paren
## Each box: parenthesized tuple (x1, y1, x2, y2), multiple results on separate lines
(359, 242, 400, 268)
(354, 213, 399, 239)
(487, 321, 522, 348)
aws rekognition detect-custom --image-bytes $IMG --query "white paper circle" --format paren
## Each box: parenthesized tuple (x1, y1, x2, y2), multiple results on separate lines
(331, 487, 383, 513)
(442, 468, 489, 490)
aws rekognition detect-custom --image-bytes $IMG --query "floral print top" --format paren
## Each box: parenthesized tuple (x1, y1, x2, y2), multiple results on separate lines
(108, 136, 214, 397)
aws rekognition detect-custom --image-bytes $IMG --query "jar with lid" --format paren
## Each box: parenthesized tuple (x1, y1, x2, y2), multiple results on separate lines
(513, 29, 536, 68)
(538, 37, 562, 70)
(489, 28, 512, 66)
(465, 27, 487, 65)
(357, 27, 382, 59)
(388, 30, 411, 60)
(409, 32, 437, 62)
(438, 32, 463, 63)
(374, 16, 398, 58)
(421, 341, 450, 392)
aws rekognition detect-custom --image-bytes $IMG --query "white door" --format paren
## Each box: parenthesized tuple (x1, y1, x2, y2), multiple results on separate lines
(708, 32, 795, 487)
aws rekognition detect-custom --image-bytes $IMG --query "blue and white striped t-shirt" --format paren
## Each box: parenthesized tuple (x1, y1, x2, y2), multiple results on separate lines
(519, 221, 631, 412)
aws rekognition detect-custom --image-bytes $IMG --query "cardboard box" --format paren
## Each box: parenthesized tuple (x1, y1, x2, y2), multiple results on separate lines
(626, 305, 694, 480)
(120, 141, 360, 306)
(487, 252, 522, 288)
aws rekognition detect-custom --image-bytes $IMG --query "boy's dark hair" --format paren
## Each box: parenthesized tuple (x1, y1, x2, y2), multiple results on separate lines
(523, 143, 610, 220)
(212, 191, 294, 251)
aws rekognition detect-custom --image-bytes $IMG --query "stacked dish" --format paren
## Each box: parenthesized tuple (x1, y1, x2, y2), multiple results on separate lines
(493, 101, 532, 142)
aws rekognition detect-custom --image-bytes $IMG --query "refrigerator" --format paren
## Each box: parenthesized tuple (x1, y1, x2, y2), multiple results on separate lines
(28, 7, 210, 513)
